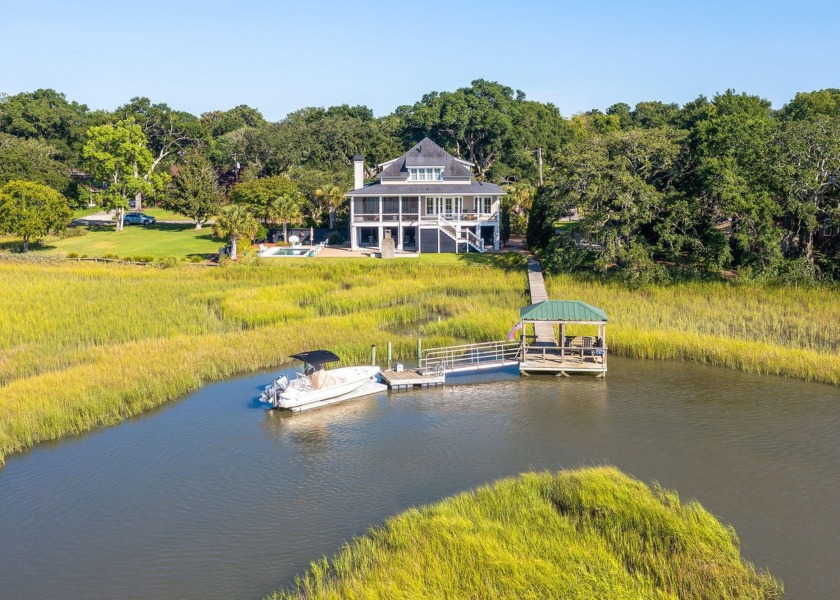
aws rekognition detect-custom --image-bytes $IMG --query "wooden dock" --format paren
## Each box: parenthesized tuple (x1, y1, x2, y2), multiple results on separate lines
(380, 368, 445, 391)
(527, 258, 557, 345)
(520, 346, 607, 377)
(518, 258, 608, 376)
(377, 258, 607, 384)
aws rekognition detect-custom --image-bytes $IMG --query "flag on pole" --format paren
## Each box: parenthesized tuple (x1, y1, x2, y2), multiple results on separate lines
(506, 322, 523, 341)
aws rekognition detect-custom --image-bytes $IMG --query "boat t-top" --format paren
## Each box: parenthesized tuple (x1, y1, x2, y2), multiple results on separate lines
(259, 350, 385, 412)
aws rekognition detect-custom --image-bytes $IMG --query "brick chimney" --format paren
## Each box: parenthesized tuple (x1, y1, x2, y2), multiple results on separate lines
(353, 154, 364, 190)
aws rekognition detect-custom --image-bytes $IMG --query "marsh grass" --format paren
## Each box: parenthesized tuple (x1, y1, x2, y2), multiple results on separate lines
(272, 467, 781, 599)
(2, 255, 840, 465)
(547, 275, 840, 384)
(0, 257, 527, 464)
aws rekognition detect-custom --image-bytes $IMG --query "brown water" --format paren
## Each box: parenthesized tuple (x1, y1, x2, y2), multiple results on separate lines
(1, 357, 839, 599)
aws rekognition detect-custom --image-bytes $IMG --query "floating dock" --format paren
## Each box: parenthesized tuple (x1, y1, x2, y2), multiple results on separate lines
(380, 368, 445, 391)
(377, 257, 607, 386)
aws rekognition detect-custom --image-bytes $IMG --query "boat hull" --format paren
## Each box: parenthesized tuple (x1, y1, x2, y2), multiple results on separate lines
(289, 381, 388, 413)
(276, 366, 380, 410)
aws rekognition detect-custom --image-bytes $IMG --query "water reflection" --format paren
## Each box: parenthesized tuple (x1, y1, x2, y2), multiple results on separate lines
(261, 395, 384, 448)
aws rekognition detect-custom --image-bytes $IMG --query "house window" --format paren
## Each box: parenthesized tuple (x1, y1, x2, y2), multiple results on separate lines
(476, 197, 493, 214)
(361, 198, 380, 214)
(409, 168, 443, 181)
(403, 197, 419, 214)
(383, 198, 399, 214)
(425, 197, 462, 217)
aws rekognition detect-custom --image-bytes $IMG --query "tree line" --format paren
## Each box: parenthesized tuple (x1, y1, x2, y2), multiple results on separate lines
(527, 90, 840, 282)
(0, 81, 561, 252)
(1, 82, 839, 279)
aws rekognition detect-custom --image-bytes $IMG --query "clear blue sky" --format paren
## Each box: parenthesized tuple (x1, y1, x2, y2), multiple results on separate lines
(2, 0, 838, 120)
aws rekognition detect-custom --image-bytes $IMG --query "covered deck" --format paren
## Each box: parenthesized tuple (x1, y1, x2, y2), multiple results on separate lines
(519, 300, 608, 376)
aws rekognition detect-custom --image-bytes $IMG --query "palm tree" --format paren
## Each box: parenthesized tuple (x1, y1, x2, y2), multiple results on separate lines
(213, 204, 259, 259)
(315, 185, 346, 229)
(268, 193, 304, 242)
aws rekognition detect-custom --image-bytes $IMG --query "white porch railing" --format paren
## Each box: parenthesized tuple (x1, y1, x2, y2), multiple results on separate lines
(463, 228, 485, 252)
(437, 215, 485, 253)
(421, 212, 498, 222)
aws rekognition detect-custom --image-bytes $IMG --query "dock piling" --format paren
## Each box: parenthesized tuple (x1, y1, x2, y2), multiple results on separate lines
(371, 344, 377, 367)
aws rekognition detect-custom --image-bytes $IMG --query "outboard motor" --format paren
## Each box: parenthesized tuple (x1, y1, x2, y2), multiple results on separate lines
(273, 376, 289, 392)
(259, 376, 289, 407)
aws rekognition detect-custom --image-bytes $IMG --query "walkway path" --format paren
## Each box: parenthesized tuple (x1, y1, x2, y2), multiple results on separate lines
(527, 257, 557, 345)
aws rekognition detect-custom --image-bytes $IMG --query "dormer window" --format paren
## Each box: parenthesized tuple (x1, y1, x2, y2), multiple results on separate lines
(408, 167, 443, 181)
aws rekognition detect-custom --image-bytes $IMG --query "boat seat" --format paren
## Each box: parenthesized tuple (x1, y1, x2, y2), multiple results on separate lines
(310, 369, 327, 390)
(293, 372, 312, 392)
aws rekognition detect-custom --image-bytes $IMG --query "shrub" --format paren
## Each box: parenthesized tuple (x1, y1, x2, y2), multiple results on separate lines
(66, 252, 79, 259)
(238, 254, 264, 266)
(238, 239, 253, 257)
(327, 232, 345, 245)
(159, 256, 180, 269)
(255, 225, 269, 242)
(129, 255, 155, 263)
(56, 226, 88, 239)
(189, 255, 205, 263)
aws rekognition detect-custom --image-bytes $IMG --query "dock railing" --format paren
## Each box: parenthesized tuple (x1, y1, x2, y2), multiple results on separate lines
(521, 341, 608, 367)
(419, 340, 522, 374)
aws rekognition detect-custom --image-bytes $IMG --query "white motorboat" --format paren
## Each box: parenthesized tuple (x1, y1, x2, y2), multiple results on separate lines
(259, 350, 383, 412)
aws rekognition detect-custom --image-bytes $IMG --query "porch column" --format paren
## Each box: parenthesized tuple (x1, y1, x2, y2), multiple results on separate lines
(398, 195, 403, 251)
(350, 196, 358, 250)
(560, 323, 565, 359)
(378, 197, 383, 250)
(494, 196, 501, 250)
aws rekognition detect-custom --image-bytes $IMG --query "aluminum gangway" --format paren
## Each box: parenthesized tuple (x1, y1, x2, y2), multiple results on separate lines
(418, 340, 522, 375)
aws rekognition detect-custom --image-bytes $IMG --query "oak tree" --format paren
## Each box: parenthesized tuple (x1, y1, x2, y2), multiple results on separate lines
(0, 180, 71, 251)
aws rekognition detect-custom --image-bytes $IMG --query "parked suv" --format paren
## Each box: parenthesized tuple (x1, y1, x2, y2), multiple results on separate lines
(123, 212, 156, 226)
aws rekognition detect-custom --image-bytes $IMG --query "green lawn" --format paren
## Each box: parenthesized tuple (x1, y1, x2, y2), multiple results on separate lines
(71, 207, 201, 222)
(71, 206, 102, 219)
(42, 223, 223, 259)
(141, 207, 198, 222)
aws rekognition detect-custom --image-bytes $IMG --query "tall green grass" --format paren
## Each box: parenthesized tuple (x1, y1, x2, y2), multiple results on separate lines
(0, 256, 527, 464)
(546, 275, 840, 384)
(3, 257, 840, 465)
(272, 467, 781, 599)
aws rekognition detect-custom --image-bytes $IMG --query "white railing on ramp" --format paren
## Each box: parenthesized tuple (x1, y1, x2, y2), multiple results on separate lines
(419, 340, 521, 374)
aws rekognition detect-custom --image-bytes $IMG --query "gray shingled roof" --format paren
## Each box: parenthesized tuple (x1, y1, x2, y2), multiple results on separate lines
(345, 181, 505, 196)
(378, 138, 474, 179)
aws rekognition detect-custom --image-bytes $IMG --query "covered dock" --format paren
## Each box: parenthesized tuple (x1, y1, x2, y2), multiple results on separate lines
(518, 300, 608, 376)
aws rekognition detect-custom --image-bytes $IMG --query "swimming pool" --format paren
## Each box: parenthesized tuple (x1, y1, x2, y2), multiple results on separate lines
(259, 246, 315, 257)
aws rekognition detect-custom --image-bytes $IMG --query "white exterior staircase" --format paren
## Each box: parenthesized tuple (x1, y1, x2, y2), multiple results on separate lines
(437, 215, 485, 253)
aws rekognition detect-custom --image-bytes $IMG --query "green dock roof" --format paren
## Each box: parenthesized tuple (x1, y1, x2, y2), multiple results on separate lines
(519, 300, 608, 322)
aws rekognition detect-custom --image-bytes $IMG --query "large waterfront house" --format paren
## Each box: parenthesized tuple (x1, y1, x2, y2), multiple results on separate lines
(346, 138, 505, 253)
